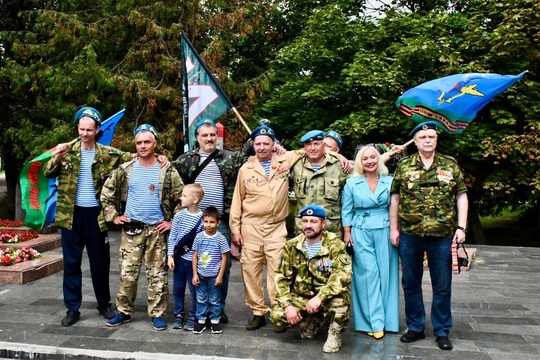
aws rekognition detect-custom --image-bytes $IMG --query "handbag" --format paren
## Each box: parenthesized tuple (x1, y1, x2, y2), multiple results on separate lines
(173, 217, 203, 258)
(346, 242, 354, 257)
(452, 242, 469, 273)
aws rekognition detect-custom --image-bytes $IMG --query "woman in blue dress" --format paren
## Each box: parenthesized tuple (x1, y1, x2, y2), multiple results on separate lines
(342, 145, 399, 339)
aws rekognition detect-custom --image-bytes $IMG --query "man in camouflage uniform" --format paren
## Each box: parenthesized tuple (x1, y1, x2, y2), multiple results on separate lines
(291, 130, 349, 239)
(173, 119, 245, 325)
(270, 204, 352, 353)
(44, 107, 134, 326)
(101, 124, 183, 331)
(389, 121, 468, 351)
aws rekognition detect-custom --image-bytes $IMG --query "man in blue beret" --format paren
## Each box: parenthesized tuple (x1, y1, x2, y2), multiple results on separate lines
(270, 204, 352, 353)
(390, 121, 468, 350)
(44, 108, 168, 326)
(101, 124, 183, 331)
(291, 130, 349, 239)
(173, 118, 247, 329)
(323, 131, 343, 153)
(230, 125, 305, 330)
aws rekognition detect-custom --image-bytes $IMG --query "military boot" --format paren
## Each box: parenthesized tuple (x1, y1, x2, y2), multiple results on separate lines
(322, 323, 342, 353)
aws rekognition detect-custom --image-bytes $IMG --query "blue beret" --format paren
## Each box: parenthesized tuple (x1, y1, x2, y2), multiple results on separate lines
(300, 130, 324, 144)
(324, 130, 343, 149)
(250, 125, 276, 141)
(194, 119, 217, 135)
(300, 204, 326, 219)
(74, 107, 102, 126)
(134, 124, 158, 139)
(410, 121, 439, 136)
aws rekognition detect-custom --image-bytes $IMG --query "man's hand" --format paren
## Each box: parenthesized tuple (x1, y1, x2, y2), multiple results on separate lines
(167, 255, 175, 270)
(390, 228, 400, 247)
(336, 153, 352, 173)
(306, 296, 322, 314)
(232, 233, 244, 247)
(284, 305, 303, 325)
(273, 143, 286, 156)
(113, 214, 130, 225)
(192, 274, 200, 286)
(157, 154, 170, 168)
(155, 220, 172, 234)
(453, 229, 466, 244)
(52, 143, 69, 165)
(246, 155, 256, 163)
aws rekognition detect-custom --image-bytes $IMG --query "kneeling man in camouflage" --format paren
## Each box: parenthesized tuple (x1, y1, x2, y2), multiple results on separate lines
(270, 204, 352, 353)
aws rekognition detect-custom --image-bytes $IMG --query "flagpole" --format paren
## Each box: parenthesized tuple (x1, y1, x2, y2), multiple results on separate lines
(231, 107, 252, 134)
(52, 137, 79, 156)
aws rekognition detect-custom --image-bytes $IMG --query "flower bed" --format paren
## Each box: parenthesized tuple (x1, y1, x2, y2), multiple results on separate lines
(0, 246, 41, 266)
(0, 219, 23, 227)
(0, 230, 39, 244)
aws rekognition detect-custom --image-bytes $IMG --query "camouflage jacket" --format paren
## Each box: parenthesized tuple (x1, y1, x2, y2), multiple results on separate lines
(100, 159, 184, 223)
(173, 148, 245, 218)
(43, 141, 132, 231)
(291, 154, 348, 236)
(274, 231, 352, 308)
(391, 152, 467, 237)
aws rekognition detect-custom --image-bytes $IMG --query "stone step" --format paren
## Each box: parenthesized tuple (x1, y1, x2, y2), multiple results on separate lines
(0, 253, 63, 284)
(7, 233, 62, 253)
(0, 224, 58, 235)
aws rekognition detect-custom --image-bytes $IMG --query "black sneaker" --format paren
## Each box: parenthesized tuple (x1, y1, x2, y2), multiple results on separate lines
(400, 330, 426, 343)
(245, 315, 266, 330)
(436, 336, 453, 350)
(211, 323, 222, 334)
(193, 322, 206, 334)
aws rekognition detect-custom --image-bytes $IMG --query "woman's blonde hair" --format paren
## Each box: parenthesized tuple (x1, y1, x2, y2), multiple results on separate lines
(352, 145, 389, 177)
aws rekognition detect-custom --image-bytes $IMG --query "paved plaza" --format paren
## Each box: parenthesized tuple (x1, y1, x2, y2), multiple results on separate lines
(1, 228, 540, 359)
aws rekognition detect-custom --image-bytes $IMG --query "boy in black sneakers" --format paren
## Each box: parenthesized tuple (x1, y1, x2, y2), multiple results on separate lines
(191, 207, 230, 334)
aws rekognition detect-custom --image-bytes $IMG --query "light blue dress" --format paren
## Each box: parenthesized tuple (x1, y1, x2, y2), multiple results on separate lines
(341, 175, 399, 333)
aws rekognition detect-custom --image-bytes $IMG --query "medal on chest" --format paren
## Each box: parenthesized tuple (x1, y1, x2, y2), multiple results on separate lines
(149, 184, 155, 195)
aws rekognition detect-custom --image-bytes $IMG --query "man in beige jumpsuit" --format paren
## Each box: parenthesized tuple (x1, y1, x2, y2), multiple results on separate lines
(230, 125, 303, 330)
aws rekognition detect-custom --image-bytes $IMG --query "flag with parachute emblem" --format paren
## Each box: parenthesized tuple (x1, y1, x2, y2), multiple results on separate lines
(181, 33, 233, 150)
(396, 71, 526, 134)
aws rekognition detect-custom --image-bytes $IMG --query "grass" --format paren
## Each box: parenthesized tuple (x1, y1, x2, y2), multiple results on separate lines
(480, 208, 523, 228)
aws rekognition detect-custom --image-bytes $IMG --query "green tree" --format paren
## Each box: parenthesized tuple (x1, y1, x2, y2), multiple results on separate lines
(257, 0, 540, 235)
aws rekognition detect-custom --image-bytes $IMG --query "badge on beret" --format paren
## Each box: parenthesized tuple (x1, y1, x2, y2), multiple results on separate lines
(422, 124, 428, 130)
(260, 129, 267, 135)
(306, 209, 314, 215)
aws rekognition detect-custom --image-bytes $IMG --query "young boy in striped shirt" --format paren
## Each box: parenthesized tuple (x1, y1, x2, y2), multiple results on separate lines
(167, 183, 205, 330)
(191, 206, 230, 334)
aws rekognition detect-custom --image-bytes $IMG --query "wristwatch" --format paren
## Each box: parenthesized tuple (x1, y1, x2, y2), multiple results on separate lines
(456, 226, 467, 233)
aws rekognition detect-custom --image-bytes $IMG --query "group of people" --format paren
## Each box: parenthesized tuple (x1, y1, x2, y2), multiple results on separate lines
(45, 106, 468, 354)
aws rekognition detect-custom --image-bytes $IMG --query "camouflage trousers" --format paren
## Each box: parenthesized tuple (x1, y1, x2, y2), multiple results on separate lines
(270, 293, 350, 329)
(116, 225, 168, 318)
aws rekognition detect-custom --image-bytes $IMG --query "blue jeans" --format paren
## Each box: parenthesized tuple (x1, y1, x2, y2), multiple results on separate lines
(217, 221, 231, 310)
(399, 232, 453, 337)
(172, 257, 196, 320)
(195, 275, 221, 322)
